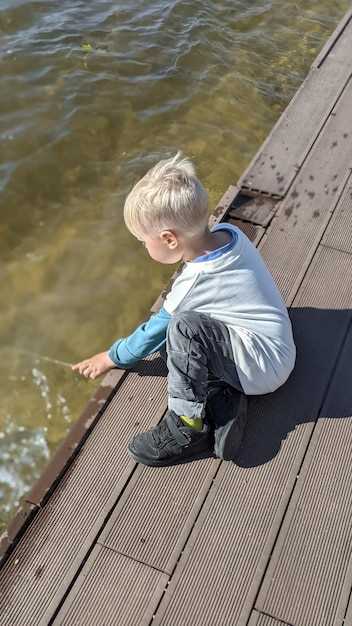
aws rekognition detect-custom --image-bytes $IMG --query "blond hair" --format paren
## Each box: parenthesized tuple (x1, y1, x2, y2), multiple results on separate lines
(123, 151, 209, 239)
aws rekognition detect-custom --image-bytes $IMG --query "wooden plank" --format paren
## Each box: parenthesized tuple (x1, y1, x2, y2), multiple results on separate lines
(256, 417, 352, 626)
(150, 243, 352, 626)
(52, 545, 168, 626)
(321, 183, 352, 254)
(0, 356, 168, 625)
(255, 246, 352, 626)
(256, 75, 352, 305)
(238, 17, 352, 197)
(97, 458, 219, 575)
(313, 7, 352, 68)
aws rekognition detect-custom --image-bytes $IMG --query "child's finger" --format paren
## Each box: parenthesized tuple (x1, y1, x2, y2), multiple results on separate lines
(82, 363, 92, 376)
(72, 361, 87, 371)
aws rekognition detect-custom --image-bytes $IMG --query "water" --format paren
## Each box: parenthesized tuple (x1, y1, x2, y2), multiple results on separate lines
(0, 0, 349, 529)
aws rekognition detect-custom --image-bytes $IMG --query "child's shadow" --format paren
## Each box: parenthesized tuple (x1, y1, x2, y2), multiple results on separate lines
(238, 306, 352, 467)
(131, 307, 352, 468)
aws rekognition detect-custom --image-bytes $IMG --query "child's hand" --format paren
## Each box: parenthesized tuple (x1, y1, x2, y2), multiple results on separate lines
(71, 351, 116, 380)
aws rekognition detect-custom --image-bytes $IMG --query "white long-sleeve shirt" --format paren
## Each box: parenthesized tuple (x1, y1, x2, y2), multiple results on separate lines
(109, 222, 296, 395)
(163, 222, 296, 395)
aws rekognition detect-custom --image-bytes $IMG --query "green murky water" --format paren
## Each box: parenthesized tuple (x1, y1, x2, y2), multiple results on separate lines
(0, 0, 349, 530)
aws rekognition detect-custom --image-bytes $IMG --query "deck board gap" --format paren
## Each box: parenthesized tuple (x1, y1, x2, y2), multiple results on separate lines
(320, 242, 352, 257)
(97, 543, 169, 576)
(253, 609, 295, 626)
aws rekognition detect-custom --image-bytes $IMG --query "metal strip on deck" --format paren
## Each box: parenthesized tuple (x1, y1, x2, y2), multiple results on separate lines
(53, 545, 168, 626)
(149, 240, 352, 626)
(0, 356, 168, 625)
(238, 21, 352, 197)
(257, 75, 352, 304)
(321, 183, 352, 254)
(97, 458, 219, 574)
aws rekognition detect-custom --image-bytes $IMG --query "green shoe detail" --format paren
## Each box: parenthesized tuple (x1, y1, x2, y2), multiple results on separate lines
(180, 415, 203, 431)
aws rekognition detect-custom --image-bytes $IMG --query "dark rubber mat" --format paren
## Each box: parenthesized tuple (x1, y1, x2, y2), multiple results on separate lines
(228, 194, 278, 227)
(238, 21, 352, 197)
(321, 183, 352, 254)
(0, 356, 168, 625)
(98, 458, 219, 574)
(54, 545, 168, 626)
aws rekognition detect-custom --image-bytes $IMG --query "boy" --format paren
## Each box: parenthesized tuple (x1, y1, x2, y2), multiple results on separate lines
(72, 152, 296, 466)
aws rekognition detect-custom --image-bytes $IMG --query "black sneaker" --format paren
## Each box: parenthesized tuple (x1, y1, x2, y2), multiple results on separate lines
(205, 383, 248, 461)
(128, 409, 214, 467)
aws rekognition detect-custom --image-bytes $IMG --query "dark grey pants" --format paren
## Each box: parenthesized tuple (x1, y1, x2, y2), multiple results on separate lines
(160, 310, 244, 418)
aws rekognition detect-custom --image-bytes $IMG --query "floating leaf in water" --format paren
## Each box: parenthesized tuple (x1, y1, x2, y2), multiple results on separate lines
(81, 43, 93, 52)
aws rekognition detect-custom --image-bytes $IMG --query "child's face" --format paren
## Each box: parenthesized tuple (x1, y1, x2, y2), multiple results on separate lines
(137, 230, 183, 264)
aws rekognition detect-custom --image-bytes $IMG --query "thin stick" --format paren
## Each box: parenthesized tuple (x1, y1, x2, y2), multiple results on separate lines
(13, 348, 73, 368)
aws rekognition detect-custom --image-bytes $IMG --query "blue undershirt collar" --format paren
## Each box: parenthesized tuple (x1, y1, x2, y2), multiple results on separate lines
(192, 226, 237, 262)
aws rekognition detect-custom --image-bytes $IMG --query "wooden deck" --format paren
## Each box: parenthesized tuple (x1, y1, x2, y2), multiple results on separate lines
(1, 7, 352, 625)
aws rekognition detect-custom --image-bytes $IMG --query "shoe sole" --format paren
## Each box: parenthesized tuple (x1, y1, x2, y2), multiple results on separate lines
(127, 445, 215, 467)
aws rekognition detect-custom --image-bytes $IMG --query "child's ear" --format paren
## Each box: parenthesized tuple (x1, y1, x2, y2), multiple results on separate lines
(160, 230, 178, 249)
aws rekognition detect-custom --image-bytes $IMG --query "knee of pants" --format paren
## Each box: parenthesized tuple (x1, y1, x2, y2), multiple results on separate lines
(167, 310, 204, 344)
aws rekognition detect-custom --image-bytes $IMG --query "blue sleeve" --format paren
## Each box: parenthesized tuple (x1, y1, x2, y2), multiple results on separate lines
(107, 306, 171, 368)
